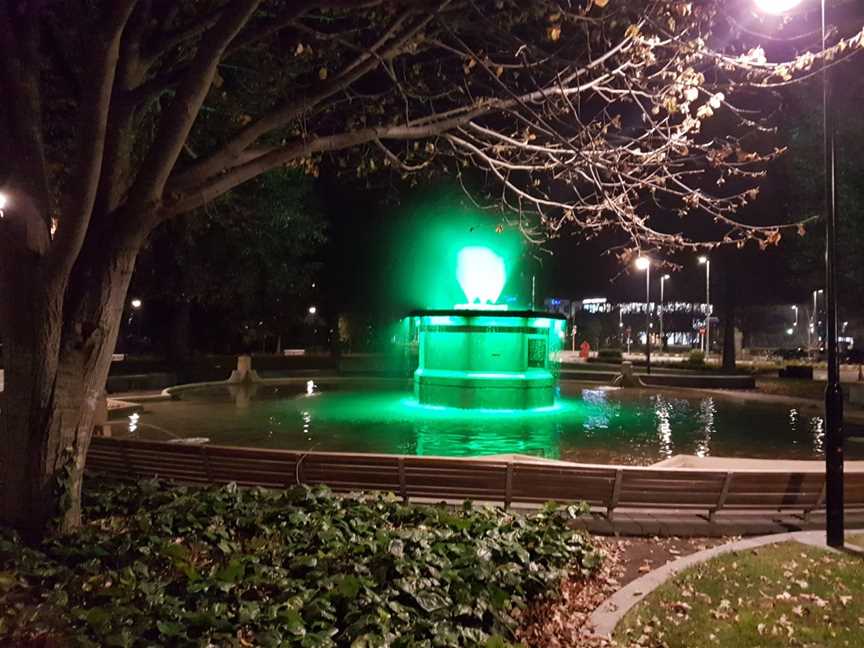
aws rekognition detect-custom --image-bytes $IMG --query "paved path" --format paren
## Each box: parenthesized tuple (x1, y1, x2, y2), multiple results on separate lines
(571, 508, 864, 538)
(589, 528, 864, 637)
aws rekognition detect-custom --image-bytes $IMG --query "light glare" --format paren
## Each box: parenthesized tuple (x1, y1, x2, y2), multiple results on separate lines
(754, 0, 804, 15)
(635, 256, 650, 271)
(456, 246, 506, 305)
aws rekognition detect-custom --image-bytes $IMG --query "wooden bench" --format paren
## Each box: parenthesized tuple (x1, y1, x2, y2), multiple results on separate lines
(85, 437, 864, 521)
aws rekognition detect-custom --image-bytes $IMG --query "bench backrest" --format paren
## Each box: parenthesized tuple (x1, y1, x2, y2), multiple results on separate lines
(85, 437, 864, 515)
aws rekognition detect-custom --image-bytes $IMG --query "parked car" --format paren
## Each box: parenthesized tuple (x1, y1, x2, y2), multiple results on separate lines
(773, 347, 808, 361)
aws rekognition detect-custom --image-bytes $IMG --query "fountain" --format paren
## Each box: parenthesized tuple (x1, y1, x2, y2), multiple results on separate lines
(407, 246, 565, 409)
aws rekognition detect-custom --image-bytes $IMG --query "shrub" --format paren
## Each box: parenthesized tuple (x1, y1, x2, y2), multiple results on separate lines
(1, 479, 599, 647)
(686, 349, 705, 368)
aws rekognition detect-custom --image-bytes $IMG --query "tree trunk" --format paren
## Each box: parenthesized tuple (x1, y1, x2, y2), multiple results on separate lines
(1, 236, 139, 542)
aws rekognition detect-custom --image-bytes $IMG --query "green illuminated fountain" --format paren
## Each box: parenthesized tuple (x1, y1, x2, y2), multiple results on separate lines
(408, 246, 565, 410)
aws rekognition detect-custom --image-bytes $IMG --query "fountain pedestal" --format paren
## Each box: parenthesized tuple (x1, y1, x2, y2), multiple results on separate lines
(409, 309, 565, 409)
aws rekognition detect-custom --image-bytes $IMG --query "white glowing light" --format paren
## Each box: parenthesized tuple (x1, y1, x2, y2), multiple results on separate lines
(754, 0, 803, 14)
(308, 305, 317, 315)
(635, 257, 651, 271)
(0, 193, 7, 210)
(456, 246, 506, 305)
(698, 256, 708, 265)
(306, 380, 315, 395)
(131, 298, 142, 309)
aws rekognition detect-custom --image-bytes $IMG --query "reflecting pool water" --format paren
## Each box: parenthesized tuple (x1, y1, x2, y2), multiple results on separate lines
(122, 379, 859, 465)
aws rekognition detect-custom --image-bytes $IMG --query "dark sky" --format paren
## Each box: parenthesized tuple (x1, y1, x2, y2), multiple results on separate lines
(318, 168, 807, 316)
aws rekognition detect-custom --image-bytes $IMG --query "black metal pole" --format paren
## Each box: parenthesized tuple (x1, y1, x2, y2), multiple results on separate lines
(645, 265, 651, 375)
(822, 0, 844, 548)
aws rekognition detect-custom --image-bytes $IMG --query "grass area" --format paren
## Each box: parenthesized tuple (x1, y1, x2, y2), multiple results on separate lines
(615, 541, 864, 648)
(0, 479, 598, 647)
(756, 376, 827, 401)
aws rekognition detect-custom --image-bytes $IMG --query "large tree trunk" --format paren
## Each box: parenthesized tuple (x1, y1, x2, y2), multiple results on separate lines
(1, 231, 139, 542)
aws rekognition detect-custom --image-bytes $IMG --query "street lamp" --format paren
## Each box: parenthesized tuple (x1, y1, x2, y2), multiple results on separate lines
(0, 192, 7, 218)
(756, 0, 844, 548)
(660, 274, 670, 352)
(308, 305, 317, 315)
(128, 299, 143, 338)
(812, 288, 824, 346)
(698, 256, 711, 357)
(635, 256, 652, 374)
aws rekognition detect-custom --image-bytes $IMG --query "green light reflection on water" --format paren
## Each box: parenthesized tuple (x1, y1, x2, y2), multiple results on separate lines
(293, 389, 620, 459)
(135, 382, 842, 463)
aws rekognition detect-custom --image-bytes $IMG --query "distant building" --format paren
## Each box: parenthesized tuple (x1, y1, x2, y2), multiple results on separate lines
(543, 296, 857, 354)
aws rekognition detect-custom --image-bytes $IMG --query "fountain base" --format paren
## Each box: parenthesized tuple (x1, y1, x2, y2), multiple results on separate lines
(408, 309, 565, 410)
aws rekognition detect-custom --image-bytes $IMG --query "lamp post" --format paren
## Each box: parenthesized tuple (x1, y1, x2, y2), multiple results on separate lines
(698, 256, 711, 358)
(635, 256, 652, 374)
(129, 298, 143, 338)
(812, 288, 824, 349)
(756, 0, 844, 548)
(792, 304, 799, 342)
(660, 274, 670, 352)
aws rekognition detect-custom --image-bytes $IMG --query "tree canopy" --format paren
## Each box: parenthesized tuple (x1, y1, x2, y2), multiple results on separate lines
(130, 168, 326, 355)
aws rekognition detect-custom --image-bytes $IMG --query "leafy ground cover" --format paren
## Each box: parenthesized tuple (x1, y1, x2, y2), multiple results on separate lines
(615, 541, 864, 648)
(0, 478, 599, 647)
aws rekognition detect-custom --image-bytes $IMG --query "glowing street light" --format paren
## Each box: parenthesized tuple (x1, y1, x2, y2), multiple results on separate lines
(0, 192, 7, 218)
(308, 306, 317, 315)
(756, 0, 844, 548)
(634, 256, 652, 374)
(130, 298, 142, 309)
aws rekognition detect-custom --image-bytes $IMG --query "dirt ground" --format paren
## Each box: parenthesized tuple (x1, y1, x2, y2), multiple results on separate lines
(516, 534, 731, 647)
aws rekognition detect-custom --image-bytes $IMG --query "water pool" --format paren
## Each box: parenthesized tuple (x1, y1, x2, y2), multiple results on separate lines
(122, 379, 860, 465)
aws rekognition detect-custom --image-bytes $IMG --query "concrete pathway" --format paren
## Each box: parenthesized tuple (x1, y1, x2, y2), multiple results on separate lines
(572, 508, 864, 538)
(589, 528, 864, 638)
